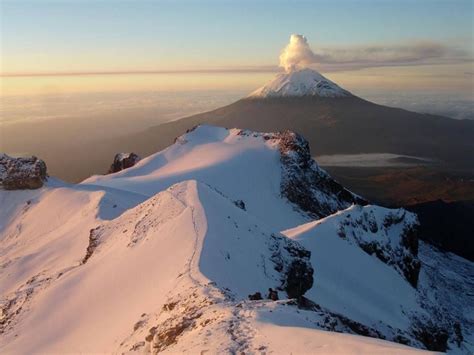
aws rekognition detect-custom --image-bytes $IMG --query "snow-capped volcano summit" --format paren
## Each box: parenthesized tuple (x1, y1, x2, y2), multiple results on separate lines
(248, 68, 352, 98)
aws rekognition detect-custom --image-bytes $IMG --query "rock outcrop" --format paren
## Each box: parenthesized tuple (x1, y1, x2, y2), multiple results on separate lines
(238, 129, 365, 219)
(276, 130, 367, 218)
(335, 206, 421, 288)
(0, 154, 47, 190)
(108, 153, 141, 174)
(268, 232, 314, 298)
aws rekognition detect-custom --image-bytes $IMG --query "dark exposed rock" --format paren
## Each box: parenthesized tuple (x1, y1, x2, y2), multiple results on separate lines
(233, 199, 246, 210)
(0, 154, 47, 190)
(382, 211, 406, 228)
(267, 288, 279, 301)
(411, 321, 449, 352)
(282, 239, 314, 298)
(248, 292, 262, 301)
(108, 153, 141, 174)
(453, 322, 464, 347)
(129, 341, 145, 351)
(335, 206, 421, 288)
(285, 260, 313, 299)
(145, 326, 157, 342)
(82, 227, 101, 264)
(336, 314, 385, 339)
(235, 129, 366, 219)
(152, 320, 192, 351)
(359, 235, 421, 289)
(292, 297, 462, 351)
(162, 301, 179, 312)
(294, 296, 321, 310)
(276, 130, 367, 218)
(398, 225, 421, 288)
(268, 233, 314, 299)
(414, 242, 474, 353)
(401, 255, 421, 288)
(359, 241, 390, 263)
(400, 224, 419, 256)
(146, 294, 207, 354)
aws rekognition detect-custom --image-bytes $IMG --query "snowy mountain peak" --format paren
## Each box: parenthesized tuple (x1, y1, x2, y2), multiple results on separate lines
(248, 68, 352, 99)
(2, 124, 473, 353)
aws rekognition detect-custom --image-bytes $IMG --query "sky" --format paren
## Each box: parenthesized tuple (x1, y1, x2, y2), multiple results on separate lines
(0, 0, 473, 118)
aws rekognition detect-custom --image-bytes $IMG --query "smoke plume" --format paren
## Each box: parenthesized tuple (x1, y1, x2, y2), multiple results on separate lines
(279, 34, 319, 72)
(278, 35, 470, 73)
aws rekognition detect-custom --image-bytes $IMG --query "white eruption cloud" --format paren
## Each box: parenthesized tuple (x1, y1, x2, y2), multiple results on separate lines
(278, 35, 471, 73)
(279, 34, 320, 72)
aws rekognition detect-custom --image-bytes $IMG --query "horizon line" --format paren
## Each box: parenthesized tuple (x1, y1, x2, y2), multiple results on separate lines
(0, 66, 280, 78)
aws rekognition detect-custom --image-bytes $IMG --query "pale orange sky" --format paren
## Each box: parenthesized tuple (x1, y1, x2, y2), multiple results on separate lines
(2, 0, 473, 98)
(2, 63, 473, 98)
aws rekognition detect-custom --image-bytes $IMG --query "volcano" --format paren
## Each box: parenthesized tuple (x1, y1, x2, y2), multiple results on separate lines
(119, 68, 474, 172)
(248, 68, 352, 98)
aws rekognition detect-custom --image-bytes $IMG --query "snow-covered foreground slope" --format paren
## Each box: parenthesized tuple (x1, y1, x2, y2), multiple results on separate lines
(284, 206, 420, 329)
(284, 205, 473, 353)
(1, 180, 429, 354)
(1, 125, 471, 353)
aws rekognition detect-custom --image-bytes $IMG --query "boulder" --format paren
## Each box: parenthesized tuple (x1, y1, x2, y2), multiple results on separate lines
(0, 154, 47, 190)
(108, 153, 141, 174)
(248, 292, 263, 301)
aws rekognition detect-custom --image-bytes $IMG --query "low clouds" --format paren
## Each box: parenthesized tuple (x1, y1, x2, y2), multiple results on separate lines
(277, 34, 472, 72)
(317, 41, 471, 71)
(363, 93, 474, 120)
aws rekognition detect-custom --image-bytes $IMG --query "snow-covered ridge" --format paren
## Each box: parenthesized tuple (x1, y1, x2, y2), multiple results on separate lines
(1, 124, 472, 353)
(248, 68, 352, 99)
(0, 180, 313, 353)
(84, 125, 363, 229)
(0, 177, 438, 354)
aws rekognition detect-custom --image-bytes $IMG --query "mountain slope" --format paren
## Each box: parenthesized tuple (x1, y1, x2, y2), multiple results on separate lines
(284, 205, 473, 352)
(83, 125, 363, 230)
(1, 180, 313, 352)
(1, 125, 471, 353)
(3, 178, 431, 354)
(1, 178, 436, 355)
(115, 69, 474, 171)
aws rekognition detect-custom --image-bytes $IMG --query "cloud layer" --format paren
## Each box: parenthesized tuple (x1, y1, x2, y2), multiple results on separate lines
(317, 42, 471, 71)
(277, 34, 471, 72)
(2, 35, 471, 77)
